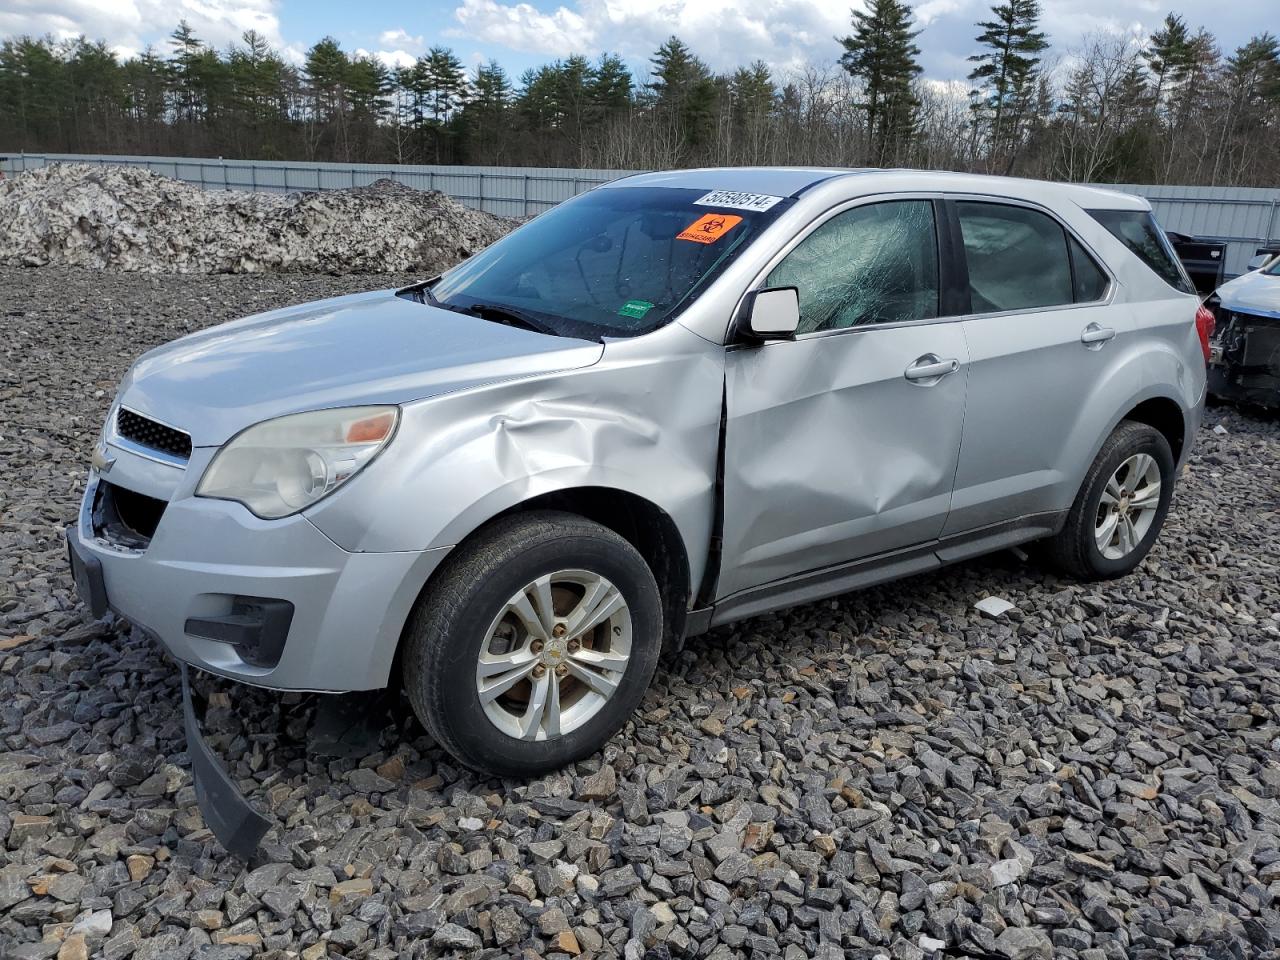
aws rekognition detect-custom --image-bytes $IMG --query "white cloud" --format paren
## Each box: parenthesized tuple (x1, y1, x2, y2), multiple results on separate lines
(450, 0, 595, 59)
(448, 0, 852, 73)
(0, 0, 1259, 84)
(0, 0, 286, 59)
(356, 46, 418, 69)
(445, 0, 1258, 82)
(378, 27, 424, 49)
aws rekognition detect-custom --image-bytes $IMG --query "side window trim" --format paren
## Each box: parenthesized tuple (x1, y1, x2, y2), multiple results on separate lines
(942, 194, 1116, 320)
(735, 191, 954, 342)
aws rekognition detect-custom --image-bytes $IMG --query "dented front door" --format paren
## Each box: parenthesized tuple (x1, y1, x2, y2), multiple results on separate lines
(718, 323, 970, 599)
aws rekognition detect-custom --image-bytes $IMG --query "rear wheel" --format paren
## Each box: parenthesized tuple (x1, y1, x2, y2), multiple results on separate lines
(402, 510, 662, 778)
(1044, 420, 1174, 580)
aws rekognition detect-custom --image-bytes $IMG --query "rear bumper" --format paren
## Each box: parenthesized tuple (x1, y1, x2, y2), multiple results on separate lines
(1183, 385, 1205, 468)
(70, 471, 450, 692)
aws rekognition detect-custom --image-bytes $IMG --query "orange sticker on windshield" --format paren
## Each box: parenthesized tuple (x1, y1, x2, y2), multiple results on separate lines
(677, 213, 743, 244)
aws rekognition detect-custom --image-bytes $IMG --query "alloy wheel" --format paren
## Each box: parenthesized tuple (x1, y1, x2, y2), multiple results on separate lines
(1095, 452, 1162, 560)
(475, 569, 632, 741)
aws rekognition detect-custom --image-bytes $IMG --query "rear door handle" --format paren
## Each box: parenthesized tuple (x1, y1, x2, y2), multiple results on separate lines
(904, 354, 960, 383)
(1081, 323, 1116, 348)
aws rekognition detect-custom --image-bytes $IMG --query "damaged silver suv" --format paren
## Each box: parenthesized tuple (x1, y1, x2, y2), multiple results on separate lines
(69, 168, 1206, 852)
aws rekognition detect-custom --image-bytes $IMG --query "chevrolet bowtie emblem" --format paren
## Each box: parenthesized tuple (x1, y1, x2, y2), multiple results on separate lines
(91, 445, 115, 473)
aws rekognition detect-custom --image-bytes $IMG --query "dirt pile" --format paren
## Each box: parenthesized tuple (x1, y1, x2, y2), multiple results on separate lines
(0, 163, 514, 274)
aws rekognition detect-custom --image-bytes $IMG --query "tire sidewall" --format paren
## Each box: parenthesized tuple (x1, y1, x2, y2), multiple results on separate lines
(426, 531, 661, 776)
(1080, 428, 1175, 577)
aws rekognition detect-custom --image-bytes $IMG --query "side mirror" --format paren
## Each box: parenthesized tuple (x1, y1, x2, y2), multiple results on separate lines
(741, 286, 800, 341)
(1246, 254, 1271, 272)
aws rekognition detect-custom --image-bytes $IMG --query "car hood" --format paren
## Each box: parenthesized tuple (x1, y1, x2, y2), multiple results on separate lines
(118, 289, 604, 447)
(1217, 270, 1280, 319)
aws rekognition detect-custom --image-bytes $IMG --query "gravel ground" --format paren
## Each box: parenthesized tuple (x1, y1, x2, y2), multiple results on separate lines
(3, 265, 1280, 960)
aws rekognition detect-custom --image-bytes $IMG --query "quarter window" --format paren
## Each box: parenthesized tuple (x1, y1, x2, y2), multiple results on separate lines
(1087, 209, 1196, 294)
(956, 202, 1073, 312)
(765, 200, 939, 334)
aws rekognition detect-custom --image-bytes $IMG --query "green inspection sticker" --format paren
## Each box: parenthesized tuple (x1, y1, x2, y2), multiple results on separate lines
(618, 299, 654, 319)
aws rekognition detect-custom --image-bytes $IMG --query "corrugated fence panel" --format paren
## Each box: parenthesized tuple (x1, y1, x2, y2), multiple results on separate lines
(3, 152, 1274, 277)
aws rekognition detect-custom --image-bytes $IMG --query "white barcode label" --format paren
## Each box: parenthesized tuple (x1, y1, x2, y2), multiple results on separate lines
(693, 190, 783, 212)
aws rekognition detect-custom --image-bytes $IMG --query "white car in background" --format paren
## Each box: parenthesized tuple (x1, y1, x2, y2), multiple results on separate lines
(1208, 252, 1280, 407)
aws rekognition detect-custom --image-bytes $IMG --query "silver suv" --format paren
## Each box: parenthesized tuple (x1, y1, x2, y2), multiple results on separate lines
(68, 168, 1206, 850)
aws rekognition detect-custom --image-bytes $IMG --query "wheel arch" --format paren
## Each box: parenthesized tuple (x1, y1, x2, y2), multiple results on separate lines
(490, 487, 693, 651)
(1121, 395, 1187, 465)
(392, 486, 694, 689)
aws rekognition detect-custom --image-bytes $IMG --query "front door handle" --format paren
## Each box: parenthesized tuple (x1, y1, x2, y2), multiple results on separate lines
(904, 354, 960, 383)
(1081, 323, 1116, 349)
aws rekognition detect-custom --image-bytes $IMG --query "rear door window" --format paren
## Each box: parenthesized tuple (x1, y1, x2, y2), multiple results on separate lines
(765, 199, 940, 333)
(956, 202, 1073, 312)
(1087, 209, 1196, 294)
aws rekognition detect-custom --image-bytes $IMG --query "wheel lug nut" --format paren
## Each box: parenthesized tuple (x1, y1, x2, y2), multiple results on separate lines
(530, 640, 543, 653)
(552, 623, 567, 638)
(555, 663, 569, 678)
(567, 639, 580, 653)
(532, 664, 546, 679)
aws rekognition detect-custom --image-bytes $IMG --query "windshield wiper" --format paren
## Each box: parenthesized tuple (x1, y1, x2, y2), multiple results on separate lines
(420, 284, 558, 337)
(462, 302, 559, 337)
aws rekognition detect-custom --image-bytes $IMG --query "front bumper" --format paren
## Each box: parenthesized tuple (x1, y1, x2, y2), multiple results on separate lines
(69, 469, 450, 692)
(68, 465, 451, 859)
(1207, 309, 1280, 408)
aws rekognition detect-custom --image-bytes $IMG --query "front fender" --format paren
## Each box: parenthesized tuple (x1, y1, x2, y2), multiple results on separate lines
(305, 329, 726, 592)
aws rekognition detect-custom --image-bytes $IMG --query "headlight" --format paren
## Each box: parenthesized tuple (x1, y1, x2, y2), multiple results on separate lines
(196, 406, 399, 519)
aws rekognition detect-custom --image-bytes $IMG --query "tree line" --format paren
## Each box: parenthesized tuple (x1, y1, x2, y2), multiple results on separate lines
(1, 3, 1277, 186)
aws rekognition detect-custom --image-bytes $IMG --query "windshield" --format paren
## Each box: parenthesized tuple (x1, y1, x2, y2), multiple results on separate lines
(1266, 257, 1280, 276)
(426, 186, 792, 339)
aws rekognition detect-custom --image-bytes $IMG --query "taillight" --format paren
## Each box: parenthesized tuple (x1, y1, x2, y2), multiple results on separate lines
(1195, 305, 1215, 362)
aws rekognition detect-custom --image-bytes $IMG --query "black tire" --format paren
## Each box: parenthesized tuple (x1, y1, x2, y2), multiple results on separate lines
(402, 510, 662, 778)
(1044, 420, 1175, 580)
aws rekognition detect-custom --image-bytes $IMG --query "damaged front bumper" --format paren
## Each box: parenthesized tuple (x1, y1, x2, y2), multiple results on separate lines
(67, 527, 270, 857)
(180, 662, 272, 858)
(1208, 307, 1280, 408)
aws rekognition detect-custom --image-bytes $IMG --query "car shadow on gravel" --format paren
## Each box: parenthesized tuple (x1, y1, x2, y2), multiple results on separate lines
(178, 545, 1075, 842)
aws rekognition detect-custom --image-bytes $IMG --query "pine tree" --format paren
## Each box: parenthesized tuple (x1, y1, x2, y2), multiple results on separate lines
(1227, 33, 1280, 105)
(169, 21, 206, 124)
(839, 0, 923, 165)
(730, 62, 775, 162)
(463, 60, 512, 162)
(303, 38, 350, 124)
(422, 47, 468, 124)
(1145, 13, 1193, 107)
(123, 47, 169, 129)
(967, 0, 1048, 166)
(589, 54, 632, 118)
(648, 37, 718, 153)
(229, 30, 288, 128)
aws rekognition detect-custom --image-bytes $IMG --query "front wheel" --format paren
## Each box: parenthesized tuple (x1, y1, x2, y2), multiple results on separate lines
(402, 510, 662, 778)
(1044, 420, 1175, 580)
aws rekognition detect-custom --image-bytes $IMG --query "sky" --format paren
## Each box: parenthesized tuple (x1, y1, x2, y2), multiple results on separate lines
(0, 0, 1268, 84)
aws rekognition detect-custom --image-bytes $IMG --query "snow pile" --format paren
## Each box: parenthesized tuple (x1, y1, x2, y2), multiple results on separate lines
(0, 163, 515, 274)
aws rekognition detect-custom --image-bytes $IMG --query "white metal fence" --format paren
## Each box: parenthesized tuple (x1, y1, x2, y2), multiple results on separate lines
(4, 152, 1277, 277)
(0, 152, 634, 219)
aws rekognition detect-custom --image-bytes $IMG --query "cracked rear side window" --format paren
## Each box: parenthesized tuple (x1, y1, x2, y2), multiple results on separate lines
(766, 200, 939, 334)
